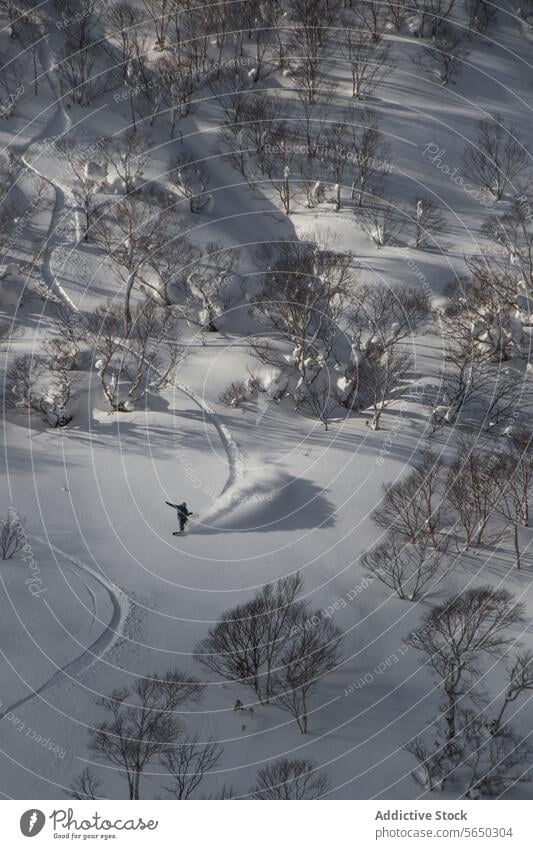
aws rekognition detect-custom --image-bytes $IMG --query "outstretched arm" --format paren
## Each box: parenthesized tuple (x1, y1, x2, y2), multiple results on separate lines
(165, 501, 178, 509)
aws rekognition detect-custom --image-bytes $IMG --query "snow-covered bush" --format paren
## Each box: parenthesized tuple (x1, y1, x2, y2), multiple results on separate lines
(5, 354, 73, 427)
(218, 380, 250, 407)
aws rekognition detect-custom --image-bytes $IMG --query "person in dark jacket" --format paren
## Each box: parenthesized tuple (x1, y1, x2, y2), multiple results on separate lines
(165, 501, 194, 533)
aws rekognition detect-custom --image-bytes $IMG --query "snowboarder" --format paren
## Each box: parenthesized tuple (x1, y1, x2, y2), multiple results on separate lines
(166, 501, 194, 535)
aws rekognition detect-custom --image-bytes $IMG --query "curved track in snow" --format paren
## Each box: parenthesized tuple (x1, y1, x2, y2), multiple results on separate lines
(0, 536, 128, 721)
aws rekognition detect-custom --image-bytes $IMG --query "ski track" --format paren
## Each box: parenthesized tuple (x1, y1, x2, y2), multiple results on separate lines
(0, 536, 128, 722)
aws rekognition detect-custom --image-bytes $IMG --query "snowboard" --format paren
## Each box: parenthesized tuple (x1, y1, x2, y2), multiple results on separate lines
(173, 531, 185, 536)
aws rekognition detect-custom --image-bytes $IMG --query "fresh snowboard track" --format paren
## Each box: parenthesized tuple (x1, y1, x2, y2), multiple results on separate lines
(174, 380, 245, 496)
(0, 536, 128, 722)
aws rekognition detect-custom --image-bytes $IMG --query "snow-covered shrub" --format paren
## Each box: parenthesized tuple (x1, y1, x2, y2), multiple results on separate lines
(219, 380, 250, 407)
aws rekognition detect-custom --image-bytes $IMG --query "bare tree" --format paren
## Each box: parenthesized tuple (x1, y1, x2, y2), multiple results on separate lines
(55, 139, 104, 241)
(362, 531, 448, 601)
(273, 614, 343, 733)
(162, 735, 222, 799)
(432, 300, 524, 429)
(0, 58, 24, 119)
(57, 3, 107, 106)
(196, 573, 304, 702)
(361, 344, 413, 430)
(481, 193, 533, 289)
(297, 368, 341, 430)
(251, 234, 356, 389)
(172, 241, 239, 332)
(355, 0, 388, 41)
(459, 710, 532, 798)
(92, 193, 169, 335)
(89, 670, 204, 800)
(384, 0, 410, 30)
(406, 588, 524, 745)
(157, 49, 199, 139)
(169, 152, 210, 213)
(239, 91, 287, 179)
(411, 196, 447, 248)
(0, 509, 24, 560)
(340, 283, 429, 413)
(263, 125, 299, 214)
(288, 0, 330, 108)
(446, 439, 504, 548)
(322, 121, 351, 210)
(517, 0, 533, 23)
(103, 131, 150, 194)
(357, 192, 403, 247)
(413, 26, 468, 86)
(493, 435, 533, 569)
(492, 650, 533, 734)
(141, 0, 174, 49)
(106, 1, 144, 82)
(251, 758, 331, 799)
(413, 0, 458, 37)
(86, 301, 182, 412)
(463, 114, 529, 201)
(70, 768, 103, 800)
(0, 0, 28, 39)
(341, 31, 393, 100)
(348, 282, 430, 358)
(372, 448, 446, 544)
(407, 705, 531, 796)
(406, 732, 458, 792)
(465, 0, 497, 36)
